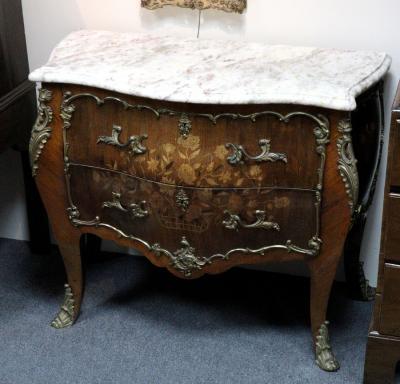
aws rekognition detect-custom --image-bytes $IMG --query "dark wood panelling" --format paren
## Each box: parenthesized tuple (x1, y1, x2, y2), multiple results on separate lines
(0, 0, 30, 96)
(0, 0, 50, 253)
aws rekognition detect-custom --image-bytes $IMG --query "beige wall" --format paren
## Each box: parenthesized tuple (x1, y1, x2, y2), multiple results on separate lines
(0, 0, 398, 285)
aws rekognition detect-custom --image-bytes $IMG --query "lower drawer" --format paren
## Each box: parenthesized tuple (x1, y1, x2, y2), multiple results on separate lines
(384, 194, 400, 262)
(68, 165, 320, 276)
(380, 264, 400, 336)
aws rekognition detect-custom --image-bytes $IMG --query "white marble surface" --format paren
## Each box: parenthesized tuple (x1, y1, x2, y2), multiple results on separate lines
(29, 30, 391, 111)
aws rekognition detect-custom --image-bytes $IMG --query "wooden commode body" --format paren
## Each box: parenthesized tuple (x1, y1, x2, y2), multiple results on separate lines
(29, 30, 391, 372)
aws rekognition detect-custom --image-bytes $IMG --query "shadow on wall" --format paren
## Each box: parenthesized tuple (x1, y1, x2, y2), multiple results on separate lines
(140, 6, 245, 38)
(22, 0, 85, 69)
(0, 150, 28, 241)
(140, 5, 199, 36)
(198, 9, 245, 38)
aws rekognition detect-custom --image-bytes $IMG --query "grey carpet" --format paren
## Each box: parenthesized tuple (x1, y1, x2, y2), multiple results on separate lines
(0, 237, 373, 384)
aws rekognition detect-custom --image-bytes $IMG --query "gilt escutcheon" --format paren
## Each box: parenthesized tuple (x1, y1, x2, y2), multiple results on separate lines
(178, 113, 192, 139)
(176, 189, 190, 211)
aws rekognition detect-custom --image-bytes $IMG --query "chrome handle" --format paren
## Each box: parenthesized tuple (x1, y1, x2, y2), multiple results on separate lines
(225, 139, 287, 165)
(222, 210, 280, 231)
(102, 192, 149, 219)
(97, 125, 148, 156)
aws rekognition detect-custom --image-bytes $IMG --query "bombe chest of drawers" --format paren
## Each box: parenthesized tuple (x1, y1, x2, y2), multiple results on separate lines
(29, 30, 391, 372)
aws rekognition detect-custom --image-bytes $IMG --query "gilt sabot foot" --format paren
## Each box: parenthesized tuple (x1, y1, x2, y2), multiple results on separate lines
(315, 321, 340, 372)
(51, 284, 75, 329)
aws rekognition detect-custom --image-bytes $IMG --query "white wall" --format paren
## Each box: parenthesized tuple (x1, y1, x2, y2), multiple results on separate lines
(1, 0, 398, 285)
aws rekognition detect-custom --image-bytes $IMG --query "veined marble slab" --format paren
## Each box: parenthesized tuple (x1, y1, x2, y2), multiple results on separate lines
(29, 30, 391, 111)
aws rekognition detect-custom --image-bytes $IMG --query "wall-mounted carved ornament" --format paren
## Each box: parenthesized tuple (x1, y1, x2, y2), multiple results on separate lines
(141, 0, 246, 13)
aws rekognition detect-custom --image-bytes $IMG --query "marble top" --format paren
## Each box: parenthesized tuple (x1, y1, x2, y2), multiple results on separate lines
(29, 30, 391, 111)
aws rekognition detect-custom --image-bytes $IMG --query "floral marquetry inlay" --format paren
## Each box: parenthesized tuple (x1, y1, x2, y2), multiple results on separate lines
(118, 134, 267, 188)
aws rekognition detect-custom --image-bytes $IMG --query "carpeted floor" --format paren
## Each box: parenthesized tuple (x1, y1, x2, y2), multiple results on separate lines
(0, 237, 374, 384)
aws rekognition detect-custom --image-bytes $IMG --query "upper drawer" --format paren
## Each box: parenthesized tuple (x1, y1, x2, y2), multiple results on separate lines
(62, 88, 328, 190)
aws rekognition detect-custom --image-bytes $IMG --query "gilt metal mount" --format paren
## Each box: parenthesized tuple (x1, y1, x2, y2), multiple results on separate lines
(226, 139, 288, 165)
(223, 210, 280, 231)
(102, 192, 149, 219)
(337, 119, 359, 214)
(315, 321, 340, 372)
(30, 88, 53, 177)
(97, 125, 148, 156)
(51, 284, 75, 329)
(152, 236, 228, 277)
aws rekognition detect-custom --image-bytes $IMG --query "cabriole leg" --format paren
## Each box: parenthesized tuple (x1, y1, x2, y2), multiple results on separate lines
(29, 86, 84, 328)
(51, 233, 83, 329)
(309, 263, 340, 372)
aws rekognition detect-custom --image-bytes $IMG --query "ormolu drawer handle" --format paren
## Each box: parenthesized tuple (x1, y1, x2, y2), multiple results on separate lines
(222, 210, 280, 231)
(225, 139, 287, 165)
(97, 125, 148, 156)
(102, 192, 149, 218)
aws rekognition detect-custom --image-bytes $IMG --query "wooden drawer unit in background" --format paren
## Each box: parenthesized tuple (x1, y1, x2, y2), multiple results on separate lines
(391, 119, 400, 188)
(385, 194, 400, 262)
(380, 264, 400, 337)
(364, 83, 400, 384)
